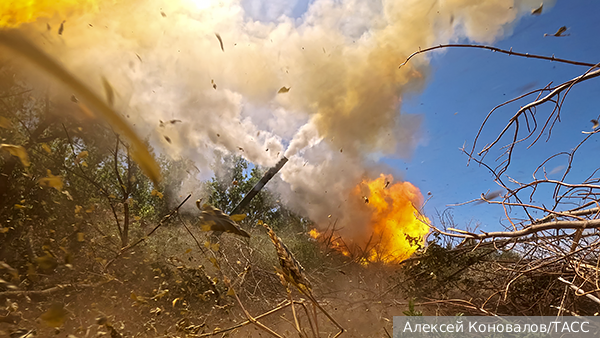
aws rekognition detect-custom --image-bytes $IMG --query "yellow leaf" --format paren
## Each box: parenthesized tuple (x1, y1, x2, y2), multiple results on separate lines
(36, 254, 58, 272)
(230, 214, 246, 222)
(211, 243, 220, 252)
(172, 297, 182, 307)
(108, 194, 117, 199)
(151, 289, 169, 300)
(40, 303, 68, 328)
(76, 150, 88, 160)
(209, 257, 220, 269)
(74, 205, 82, 214)
(41, 143, 52, 154)
(134, 216, 141, 221)
(184, 248, 192, 254)
(0, 116, 11, 129)
(14, 204, 25, 210)
(0, 31, 161, 184)
(81, 161, 88, 167)
(1, 144, 30, 167)
(257, 220, 263, 225)
(227, 288, 235, 296)
(204, 241, 210, 248)
(200, 224, 212, 232)
(0, 227, 9, 234)
(77, 232, 85, 242)
(39, 171, 63, 190)
(151, 189, 163, 199)
(277, 86, 290, 93)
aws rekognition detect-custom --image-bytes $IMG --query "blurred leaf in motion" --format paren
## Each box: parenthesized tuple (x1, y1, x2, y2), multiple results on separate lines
(40, 303, 68, 327)
(277, 86, 290, 94)
(1, 144, 30, 167)
(36, 253, 58, 272)
(0, 116, 11, 129)
(38, 170, 63, 190)
(230, 214, 246, 222)
(101, 77, 114, 106)
(0, 30, 161, 184)
(151, 189, 163, 199)
(41, 143, 52, 154)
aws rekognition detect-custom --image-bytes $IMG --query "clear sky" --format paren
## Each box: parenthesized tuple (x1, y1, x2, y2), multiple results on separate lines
(389, 0, 600, 231)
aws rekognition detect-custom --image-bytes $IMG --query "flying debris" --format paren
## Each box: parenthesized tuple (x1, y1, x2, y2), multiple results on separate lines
(46, 23, 51, 31)
(384, 181, 390, 188)
(164, 136, 171, 143)
(169, 119, 181, 124)
(160, 11, 167, 17)
(363, 196, 369, 204)
(278, 86, 290, 94)
(211, 79, 217, 89)
(475, 190, 503, 204)
(215, 33, 224, 52)
(238, 147, 244, 152)
(58, 20, 65, 35)
(159, 120, 164, 127)
(545, 26, 568, 37)
(135, 53, 142, 62)
(531, 3, 543, 15)
(196, 201, 250, 238)
(584, 119, 600, 134)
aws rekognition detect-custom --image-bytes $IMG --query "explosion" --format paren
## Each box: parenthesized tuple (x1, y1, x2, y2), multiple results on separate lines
(311, 174, 429, 264)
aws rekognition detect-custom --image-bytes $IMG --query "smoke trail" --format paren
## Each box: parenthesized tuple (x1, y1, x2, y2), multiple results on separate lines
(2, 0, 548, 229)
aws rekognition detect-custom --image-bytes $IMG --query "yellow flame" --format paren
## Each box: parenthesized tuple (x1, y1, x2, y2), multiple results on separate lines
(356, 174, 429, 263)
(0, 0, 99, 28)
(310, 175, 428, 264)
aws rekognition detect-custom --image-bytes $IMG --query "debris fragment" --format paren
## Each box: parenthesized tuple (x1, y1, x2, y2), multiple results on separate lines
(531, 3, 543, 15)
(545, 26, 568, 37)
(278, 86, 290, 94)
(215, 33, 224, 52)
(58, 20, 65, 35)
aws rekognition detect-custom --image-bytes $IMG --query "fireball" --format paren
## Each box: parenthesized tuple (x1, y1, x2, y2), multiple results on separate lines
(312, 174, 429, 264)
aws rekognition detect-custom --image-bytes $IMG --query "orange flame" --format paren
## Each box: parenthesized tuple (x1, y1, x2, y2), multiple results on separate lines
(0, 0, 98, 28)
(312, 174, 429, 264)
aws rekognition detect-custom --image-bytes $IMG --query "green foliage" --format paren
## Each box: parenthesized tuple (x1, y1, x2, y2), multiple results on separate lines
(403, 298, 423, 316)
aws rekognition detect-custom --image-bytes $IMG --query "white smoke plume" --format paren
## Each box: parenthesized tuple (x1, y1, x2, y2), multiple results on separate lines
(4, 0, 548, 229)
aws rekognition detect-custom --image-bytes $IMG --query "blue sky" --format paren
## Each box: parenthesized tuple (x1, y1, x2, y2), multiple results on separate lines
(392, 0, 600, 231)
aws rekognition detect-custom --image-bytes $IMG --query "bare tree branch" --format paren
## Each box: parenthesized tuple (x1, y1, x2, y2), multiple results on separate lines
(399, 44, 599, 69)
